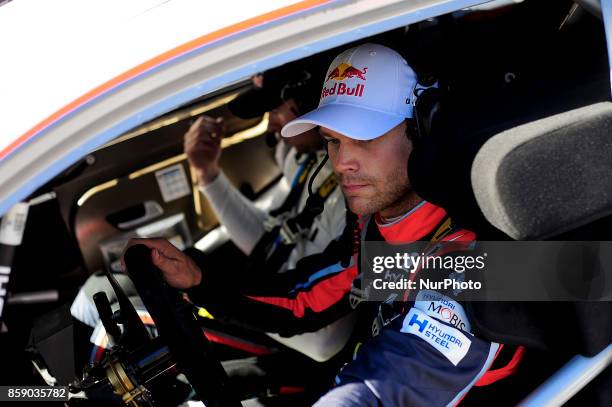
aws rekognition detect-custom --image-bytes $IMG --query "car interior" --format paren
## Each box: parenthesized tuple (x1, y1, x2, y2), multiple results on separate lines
(0, 0, 610, 405)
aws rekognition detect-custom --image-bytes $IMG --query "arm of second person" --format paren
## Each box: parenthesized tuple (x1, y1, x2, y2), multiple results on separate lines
(199, 171, 268, 255)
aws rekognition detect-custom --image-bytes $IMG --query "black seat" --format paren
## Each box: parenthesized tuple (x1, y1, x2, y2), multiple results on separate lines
(467, 101, 612, 354)
(467, 101, 612, 406)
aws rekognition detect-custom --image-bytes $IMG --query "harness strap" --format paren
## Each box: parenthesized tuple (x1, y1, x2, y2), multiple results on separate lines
(269, 153, 318, 218)
(248, 164, 338, 275)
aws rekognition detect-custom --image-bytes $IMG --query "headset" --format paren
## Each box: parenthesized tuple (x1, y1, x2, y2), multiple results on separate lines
(280, 69, 314, 110)
(265, 69, 319, 148)
(412, 74, 442, 141)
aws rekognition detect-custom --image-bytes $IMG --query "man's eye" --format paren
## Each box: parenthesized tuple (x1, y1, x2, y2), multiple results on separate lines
(324, 138, 339, 146)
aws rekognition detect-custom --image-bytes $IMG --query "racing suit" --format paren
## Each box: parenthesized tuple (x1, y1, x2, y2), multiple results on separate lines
(184, 200, 522, 405)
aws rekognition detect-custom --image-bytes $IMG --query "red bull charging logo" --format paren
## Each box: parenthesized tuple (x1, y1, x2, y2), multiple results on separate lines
(321, 62, 368, 99)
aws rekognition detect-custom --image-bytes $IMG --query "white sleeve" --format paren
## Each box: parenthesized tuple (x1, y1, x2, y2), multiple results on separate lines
(199, 171, 268, 255)
(274, 141, 292, 169)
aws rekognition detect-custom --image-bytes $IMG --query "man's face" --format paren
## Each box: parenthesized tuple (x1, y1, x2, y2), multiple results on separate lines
(321, 121, 416, 218)
(268, 99, 321, 153)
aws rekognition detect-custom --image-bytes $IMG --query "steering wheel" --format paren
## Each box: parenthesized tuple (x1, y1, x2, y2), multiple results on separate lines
(123, 244, 240, 407)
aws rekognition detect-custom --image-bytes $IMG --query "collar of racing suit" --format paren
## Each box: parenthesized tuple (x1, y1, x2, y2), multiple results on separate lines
(369, 201, 450, 243)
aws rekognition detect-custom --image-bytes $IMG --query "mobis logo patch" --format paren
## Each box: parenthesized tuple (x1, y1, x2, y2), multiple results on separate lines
(321, 62, 368, 99)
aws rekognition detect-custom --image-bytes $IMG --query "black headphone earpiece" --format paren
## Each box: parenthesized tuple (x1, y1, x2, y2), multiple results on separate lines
(408, 75, 458, 225)
(411, 73, 440, 136)
(413, 80, 441, 141)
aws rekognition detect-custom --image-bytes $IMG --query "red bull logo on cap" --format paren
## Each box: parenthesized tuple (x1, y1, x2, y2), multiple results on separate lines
(321, 62, 368, 100)
(326, 62, 368, 81)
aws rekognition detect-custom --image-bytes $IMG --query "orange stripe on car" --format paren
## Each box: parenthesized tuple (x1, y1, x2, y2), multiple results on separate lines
(0, 0, 332, 161)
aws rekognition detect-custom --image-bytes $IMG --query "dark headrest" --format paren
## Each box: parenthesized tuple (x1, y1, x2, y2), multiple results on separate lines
(472, 102, 612, 240)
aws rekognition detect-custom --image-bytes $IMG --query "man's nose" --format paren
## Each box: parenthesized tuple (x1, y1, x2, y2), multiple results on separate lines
(333, 143, 359, 174)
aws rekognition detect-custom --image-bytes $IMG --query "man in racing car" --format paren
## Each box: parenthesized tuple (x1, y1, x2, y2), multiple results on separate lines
(126, 43, 521, 405)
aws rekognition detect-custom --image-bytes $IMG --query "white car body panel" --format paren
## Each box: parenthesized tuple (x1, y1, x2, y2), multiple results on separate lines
(0, 0, 490, 216)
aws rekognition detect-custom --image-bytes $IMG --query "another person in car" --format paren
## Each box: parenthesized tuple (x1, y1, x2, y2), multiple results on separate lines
(185, 61, 347, 283)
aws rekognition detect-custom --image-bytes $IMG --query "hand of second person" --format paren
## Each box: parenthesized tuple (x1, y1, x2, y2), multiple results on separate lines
(184, 116, 224, 185)
(122, 238, 202, 290)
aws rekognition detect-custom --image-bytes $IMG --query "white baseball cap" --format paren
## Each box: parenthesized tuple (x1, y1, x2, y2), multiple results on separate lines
(281, 43, 419, 141)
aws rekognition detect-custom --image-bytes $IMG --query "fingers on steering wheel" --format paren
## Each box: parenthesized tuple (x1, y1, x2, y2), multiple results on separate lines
(123, 238, 164, 260)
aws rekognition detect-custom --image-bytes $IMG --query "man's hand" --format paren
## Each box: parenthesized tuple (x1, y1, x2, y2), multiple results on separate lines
(122, 238, 202, 290)
(184, 116, 224, 185)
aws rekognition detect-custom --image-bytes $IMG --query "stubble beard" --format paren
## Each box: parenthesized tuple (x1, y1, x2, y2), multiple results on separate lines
(342, 166, 412, 216)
